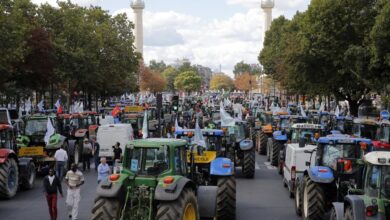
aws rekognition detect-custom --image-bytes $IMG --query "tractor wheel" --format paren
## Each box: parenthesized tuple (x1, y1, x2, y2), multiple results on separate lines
(0, 158, 19, 199)
(91, 197, 122, 220)
(217, 176, 236, 220)
(255, 133, 260, 152)
(156, 188, 199, 220)
(302, 175, 326, 220)
(344, 206, 353, 220)
(21, 162, 36, 190)
(295, 181, 302, 216)
(271, 141, 281, 166)
(242, 148, 255, 178)
(259, 132, 267, 155)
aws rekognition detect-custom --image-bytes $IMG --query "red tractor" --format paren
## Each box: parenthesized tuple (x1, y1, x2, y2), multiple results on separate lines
(0, 109, 35, 199)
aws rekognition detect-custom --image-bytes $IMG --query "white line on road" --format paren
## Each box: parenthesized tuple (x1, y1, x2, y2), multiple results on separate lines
(255, 162, 260, 170)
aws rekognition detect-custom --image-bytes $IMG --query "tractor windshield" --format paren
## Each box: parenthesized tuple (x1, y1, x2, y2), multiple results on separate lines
(321, 144, 361, 170)
(25, 119, 47, 136)
(205, 136, 222, 151)
(352, 123, 377, 140)
(319, 115, 330, 125)
(291, 129, 319, 144)
(0, 130, 11, 149)
(381, 166, 390, 199)
(280, 118, 291, 129)
(128, 147, 169, 176)
(260, 114, 272, 124)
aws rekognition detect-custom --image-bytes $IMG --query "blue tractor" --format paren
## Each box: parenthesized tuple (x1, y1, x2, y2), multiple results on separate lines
(331, 115, 353, 135)
(268, 114, 294, 167)
(294, 134, 371, 219)
(175, 129, 236, 220)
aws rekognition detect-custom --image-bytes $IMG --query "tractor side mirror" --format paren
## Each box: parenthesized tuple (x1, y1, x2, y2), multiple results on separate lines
(299, 138, 306, 148)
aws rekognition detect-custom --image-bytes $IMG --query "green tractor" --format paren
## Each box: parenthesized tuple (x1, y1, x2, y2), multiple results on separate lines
(330, 151, 390, 220)
(92, 138, 220, 220)
(16, 115, 68, 173)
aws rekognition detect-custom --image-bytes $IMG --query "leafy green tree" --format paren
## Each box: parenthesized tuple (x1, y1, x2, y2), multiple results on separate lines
(149, 60, 167, 73)
(233, 61, 261, 76)
(174, 71, 202, 93)
(162, 67, 179, 91)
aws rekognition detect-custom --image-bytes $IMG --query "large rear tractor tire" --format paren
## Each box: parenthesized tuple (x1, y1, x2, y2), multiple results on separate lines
(156, 188, 199, 220)
(271, 141, 281, 167)
(302, 175, 326, 220)
(266, 138, 273, 162)
(242, 148, 255, 178)
(0, 158, 19, 199)
(259, 132, 267, 155)
(21, 162, 36, 190)
(91, 197, 122, 220)
(217, 176, 236, 220)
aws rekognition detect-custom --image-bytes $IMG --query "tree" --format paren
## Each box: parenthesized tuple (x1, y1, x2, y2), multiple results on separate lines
(233, 61, 261, 76)
(210, 74, 234, 91)
(234, 72, 257, 92)
(149, 60, 167, 73)
(174, 71, 202, 93)
(139, 64, 166, 93)
(162, 67, 179, 92)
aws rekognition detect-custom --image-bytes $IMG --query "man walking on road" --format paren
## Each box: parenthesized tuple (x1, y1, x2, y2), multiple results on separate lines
(43, 168, 63, 220)
(65, 163, 84, 220)
(92, 138, 100, 172)
(54, 145, 68, 180)
(82, 138, 92, 171)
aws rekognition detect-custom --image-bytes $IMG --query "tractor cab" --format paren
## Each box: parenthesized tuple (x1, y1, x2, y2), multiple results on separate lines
(372, 110, 390, 151)
(331, 115, 353, 134)
(352, 118, 378, 140)
(0, 124, 15, 151)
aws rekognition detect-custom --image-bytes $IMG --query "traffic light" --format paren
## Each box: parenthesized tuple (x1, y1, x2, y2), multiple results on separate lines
(172, 95, 179, 112)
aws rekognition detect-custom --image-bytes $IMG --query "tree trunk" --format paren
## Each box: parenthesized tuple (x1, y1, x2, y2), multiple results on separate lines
(347, 98, 359, 117)
(88, 93, 92, 111)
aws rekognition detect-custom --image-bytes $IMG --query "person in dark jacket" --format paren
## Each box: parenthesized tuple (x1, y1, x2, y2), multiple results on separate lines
(43, 168, 63, 220)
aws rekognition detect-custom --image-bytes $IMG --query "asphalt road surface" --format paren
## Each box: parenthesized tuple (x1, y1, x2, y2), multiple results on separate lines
(1, 155, 301, 220)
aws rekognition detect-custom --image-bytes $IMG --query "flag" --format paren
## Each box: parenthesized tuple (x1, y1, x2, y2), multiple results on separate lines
(55, 99, 62, 114)
(194, 118, 206, 148)
(25, 98, 32, 114)
(142, 111, 148, 139)
(220, 101, 235, 127)
(299, 104, 307, 117)
(335, 105, 340, 117)
(37, 100, 44, 112)
(319, 102, 325, 112)
(111, 105, 121, 117)
(44, 118, 55, 145)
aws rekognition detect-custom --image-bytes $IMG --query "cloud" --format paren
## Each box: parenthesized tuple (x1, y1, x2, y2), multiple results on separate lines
(123, 8, 265, 76)
(31, 0, 103, 7)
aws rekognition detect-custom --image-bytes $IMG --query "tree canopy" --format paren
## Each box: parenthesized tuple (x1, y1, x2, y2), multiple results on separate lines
(174, 71, 202, 93)
(210, 74, 234, 91)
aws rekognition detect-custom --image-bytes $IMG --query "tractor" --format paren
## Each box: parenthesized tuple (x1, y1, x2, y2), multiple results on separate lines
(352, 118, 378, 140)
(330, 151, 390, 220)
(223, 120, 255, 178)
(331, 115, 353, 135)
(267, 114, 293, 166)
(16, 114, 68, 174)
(57, 112, 99, 165)
(294, 134, 371, 219)
(175, 128, 236, 219)
(256, 111, 274, 155)
(92, 138, 227, 220)
(0, 109, 35, 199)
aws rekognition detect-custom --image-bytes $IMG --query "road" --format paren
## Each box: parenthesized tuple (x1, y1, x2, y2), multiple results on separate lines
(0, 154, 300, 220)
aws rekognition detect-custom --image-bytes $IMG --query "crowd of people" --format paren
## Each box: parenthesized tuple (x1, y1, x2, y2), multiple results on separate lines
(46, 137, 119, 220)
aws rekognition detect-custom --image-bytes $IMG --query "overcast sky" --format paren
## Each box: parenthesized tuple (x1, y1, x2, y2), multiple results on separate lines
(31, 0, 311, 76)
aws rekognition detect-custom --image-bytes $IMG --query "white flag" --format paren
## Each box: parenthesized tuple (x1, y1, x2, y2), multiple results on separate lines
(299, 104, 307, 117)
(54, 99, 61, 109)
(37, 100, 44, 112)
(142, 111, 148, 139)
(335, 105, 340, 117)
(44, 118, 55, 145)
(319, 102, 325, 112)
(220, 101, 235, 127)
(194, 118, 206, 148)
(25, 98, 32, 114)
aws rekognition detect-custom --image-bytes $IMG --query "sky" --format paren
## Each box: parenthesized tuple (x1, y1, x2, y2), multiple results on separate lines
(31, 0, 311, 76)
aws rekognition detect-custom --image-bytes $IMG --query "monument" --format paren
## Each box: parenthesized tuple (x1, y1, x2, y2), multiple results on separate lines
(261, 0, 274, 32)
(131, 0, 145, 54)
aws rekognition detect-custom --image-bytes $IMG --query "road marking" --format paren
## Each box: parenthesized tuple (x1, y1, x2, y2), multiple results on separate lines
(255, 162, 260, 170)
(264, 161, 277, 170)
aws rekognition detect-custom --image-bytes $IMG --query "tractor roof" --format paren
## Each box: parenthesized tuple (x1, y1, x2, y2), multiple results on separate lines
(127, 138, 187, 148)
(318, 134, 371, 145)
(353, 118, 378, 125)
(291, 123, 322, 129)
(365, 151, 390, 166)
(335, 116, 353, 120)
(175, 129, 224, 136)
(25, 115, 54, 120)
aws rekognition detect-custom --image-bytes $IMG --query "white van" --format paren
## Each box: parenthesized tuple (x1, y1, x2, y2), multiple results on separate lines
(283, 141, 317, 198)
(97, 124, 134, 162)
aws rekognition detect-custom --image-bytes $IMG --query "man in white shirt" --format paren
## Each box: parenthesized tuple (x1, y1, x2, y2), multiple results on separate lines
(54, 145, 68, 181)
(65, 164, 84, 220)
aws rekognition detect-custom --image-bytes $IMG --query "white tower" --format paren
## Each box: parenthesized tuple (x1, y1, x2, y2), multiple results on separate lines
(261, 0, 274, 32)
(131, 0, 145, 54)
